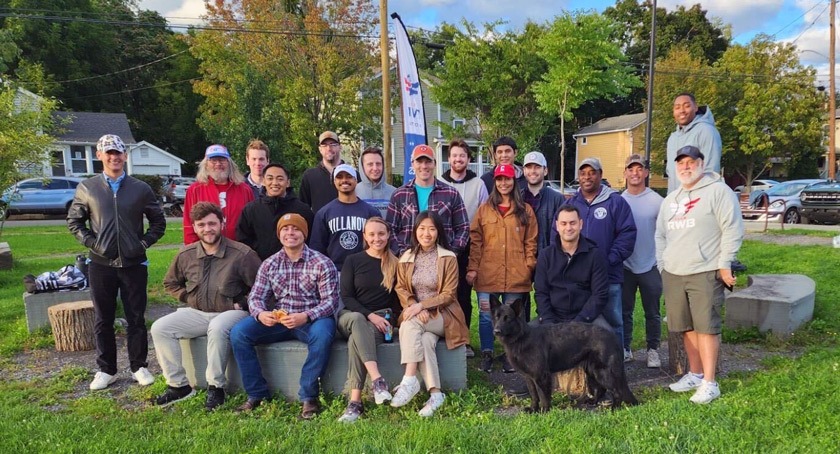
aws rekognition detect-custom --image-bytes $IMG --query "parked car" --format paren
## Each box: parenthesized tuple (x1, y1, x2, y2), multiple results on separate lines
(741, 179, 822, 224)
(545, 180, 578, 197)
(169, 177, 195, 200)
(800, 179, 840, 225)
(0, 177, 83, 219)
(734, 179, 780, 193)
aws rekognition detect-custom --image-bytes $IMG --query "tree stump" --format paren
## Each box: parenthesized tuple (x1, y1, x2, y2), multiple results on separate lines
(0, 242, 11, 270)
(48, 301, 95, 352)
(554, 366, 589, 398)
(668, 331, 688, 376)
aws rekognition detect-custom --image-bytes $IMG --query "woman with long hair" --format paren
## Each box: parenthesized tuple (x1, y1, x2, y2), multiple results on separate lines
(466, 164, 538, 373)
(390, 211, 469, 417)
(336, 217, 401, 422)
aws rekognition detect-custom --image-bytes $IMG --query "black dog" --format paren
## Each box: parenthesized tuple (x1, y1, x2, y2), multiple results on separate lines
(491, 298, 638, 412)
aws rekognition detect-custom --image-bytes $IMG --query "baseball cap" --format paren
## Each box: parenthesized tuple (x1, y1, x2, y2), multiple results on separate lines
(319, 131, 339, 144)
(96, 134, 126, 153)
(578, 157, 602, 171)
(625, 154, 646, 168)
(332, 163, 358, 179)
(205, 144, 230, 159)
(276, 213, 309, 239)
(674, 145, 704, 161)
(494, 164, 515, 179)
(523, 151, 547, 167)
(411, 144, 435, 161)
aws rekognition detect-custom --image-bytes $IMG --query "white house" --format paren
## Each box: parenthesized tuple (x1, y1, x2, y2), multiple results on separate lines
(127, 141, 185, 176)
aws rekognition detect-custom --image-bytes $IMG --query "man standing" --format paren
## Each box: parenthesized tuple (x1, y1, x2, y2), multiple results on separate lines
(67, 134, 166, 390)
(479, 136, 527, 194)
(355, 146, 396, 218)
(441, 138, 488, 355)
(656, 145, 743, 404)
(152, 202, 261, 410)
(230, 213, 339, 418)
(666, 93, 722, 194)
(386, 144, 470, 256)
(565, 158, 636, 348)
(243, 139, 269, 198)
(183, 144, 254, 244)
(236, 163, 313, 261)
(621, 154, 664, 367)
(310, 164, 380, 271)
(521, 151, 565, 253)
(300, 131, 343, 213)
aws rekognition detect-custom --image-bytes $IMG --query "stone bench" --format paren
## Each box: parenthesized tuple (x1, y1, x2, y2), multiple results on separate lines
(724, 274, 816, 337)
(177, 336, 467, 398)
(24, 289, 92, 333)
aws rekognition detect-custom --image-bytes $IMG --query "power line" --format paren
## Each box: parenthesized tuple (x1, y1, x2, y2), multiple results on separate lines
(69, 77, 202, 99)
(791, 2, 830, 45)
(768, 1, 825, 39)
(54, 50, 189, 84)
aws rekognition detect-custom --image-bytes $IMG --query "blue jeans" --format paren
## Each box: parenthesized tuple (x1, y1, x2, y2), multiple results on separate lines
(477, 292, 528, 352)
(603, 283, 625, 349)
(230, 316, 336, 402)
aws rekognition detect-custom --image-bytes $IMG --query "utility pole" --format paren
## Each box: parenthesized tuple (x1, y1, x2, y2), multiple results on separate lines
(380, 0, 392, 183)
(644, 0, 657, 184)
(830, 0, 837, 180)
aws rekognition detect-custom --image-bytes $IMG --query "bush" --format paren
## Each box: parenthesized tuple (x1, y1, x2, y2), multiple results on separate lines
(132, 174, 164, 197)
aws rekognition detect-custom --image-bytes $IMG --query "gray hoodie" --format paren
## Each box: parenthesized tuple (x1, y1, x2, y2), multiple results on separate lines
(655, 172, 743, 276)
(666, 106, 722, 194)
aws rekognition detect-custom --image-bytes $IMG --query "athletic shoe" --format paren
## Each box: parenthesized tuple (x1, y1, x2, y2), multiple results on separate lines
(669, 373, 703, 392)
(205, 385, 225, 411)
(132, 367, 155, 386)
(623, 348, 633, 363)
(465, 345, 476, 358)
(390, 378, 420, 407)
(499, 353, 515, 373)
(418, 392, 445, 417)
(372, 377, 392, 405)
(689, 380, 721, 404)
(646, 349, 661, 368)
(153, 385, 196, 407)
(479, 351, 493, 373)
(337, 401, 364, 423)
(89, 371, 117, 390)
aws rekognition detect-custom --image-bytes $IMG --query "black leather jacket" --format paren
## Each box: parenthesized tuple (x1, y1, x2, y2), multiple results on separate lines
(67, 174, 166, 268)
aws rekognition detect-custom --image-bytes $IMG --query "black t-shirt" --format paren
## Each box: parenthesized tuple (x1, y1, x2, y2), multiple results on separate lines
(340, 251, 398, 317)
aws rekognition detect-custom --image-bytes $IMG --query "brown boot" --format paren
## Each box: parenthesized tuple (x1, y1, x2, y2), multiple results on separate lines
(300, 400, 320, 420)
(235, 398, 262, 413)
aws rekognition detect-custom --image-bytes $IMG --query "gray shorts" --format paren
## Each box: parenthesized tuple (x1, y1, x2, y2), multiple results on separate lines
(661, 270, 723, 335)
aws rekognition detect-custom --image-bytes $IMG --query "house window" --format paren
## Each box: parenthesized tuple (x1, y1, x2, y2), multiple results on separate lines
(140, 148, 149, 158)
(70, 145, 87, 174)
(51, 150, 66, 176)
(452, 118, 465, 129)
(582, 137, 588, 145)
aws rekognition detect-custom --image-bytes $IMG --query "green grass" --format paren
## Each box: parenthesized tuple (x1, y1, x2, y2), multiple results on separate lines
(0, 228, 838, 452)
(764, 228, 839, 238)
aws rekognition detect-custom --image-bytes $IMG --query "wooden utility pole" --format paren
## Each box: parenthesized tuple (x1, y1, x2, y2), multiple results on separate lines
(380, 0, 392, 183)
(644, 0, 657, 183)
(830, 0, 837, 180)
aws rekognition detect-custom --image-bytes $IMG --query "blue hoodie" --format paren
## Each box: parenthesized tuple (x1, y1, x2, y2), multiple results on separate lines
(564, 185, 637, 284)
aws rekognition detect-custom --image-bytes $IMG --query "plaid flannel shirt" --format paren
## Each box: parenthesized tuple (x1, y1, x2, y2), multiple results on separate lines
(385, 178, 470, 255)
(247, 245, 339, 322)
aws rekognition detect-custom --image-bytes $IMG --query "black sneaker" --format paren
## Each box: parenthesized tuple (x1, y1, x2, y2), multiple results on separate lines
(499, 353, 515, 373)
(153, 385, 195, 407)
(480, 351, 493, 372)
(205, 385, 225, 411)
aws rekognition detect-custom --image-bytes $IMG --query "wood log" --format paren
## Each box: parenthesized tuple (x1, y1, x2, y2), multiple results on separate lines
(554, 366, 589, 398)
(48, 301, 95, 352)
(0, 242, 11, 270)
(668, 331, 688, 376)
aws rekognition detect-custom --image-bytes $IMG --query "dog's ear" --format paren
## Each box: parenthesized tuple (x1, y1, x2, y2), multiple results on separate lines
(490, 297, 502, 315)
(511, 298, 524, 318)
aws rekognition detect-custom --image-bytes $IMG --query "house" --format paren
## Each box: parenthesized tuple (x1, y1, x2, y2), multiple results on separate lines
(573, 113, 667, 189)
(127, 141, 186, 176)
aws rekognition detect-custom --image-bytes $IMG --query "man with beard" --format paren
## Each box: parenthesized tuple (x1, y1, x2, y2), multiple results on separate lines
(310, 164, 379, 271)
(243, 139, 269, 198)
(300, 131, 344, 213)
(356, 146, 396, 218)
(152, 202, 261, 410)
(479, 136, 527, 194)
(183, 145, 254, 244)
(666, 93, 722, 194)
(236, 164, 314, 260)
(656, 145, 743, 404)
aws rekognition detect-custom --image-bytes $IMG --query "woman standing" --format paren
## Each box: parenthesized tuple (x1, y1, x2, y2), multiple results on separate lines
(336, 217, 400, 422)
(390, 211, 469, 417)
(467, 164, 538, 373)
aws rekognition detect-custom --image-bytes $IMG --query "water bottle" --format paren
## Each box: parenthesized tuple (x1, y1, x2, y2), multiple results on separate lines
(75, 254, 88, 278)
(384, 310, 393, 343)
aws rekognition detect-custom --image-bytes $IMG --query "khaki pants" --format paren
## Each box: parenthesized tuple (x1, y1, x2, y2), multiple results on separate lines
(150, 307, 248, 388)
(337, 310, 386, 390)
(398, 314, 445, 390)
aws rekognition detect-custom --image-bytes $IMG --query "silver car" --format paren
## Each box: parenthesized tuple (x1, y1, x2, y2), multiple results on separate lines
(0, 177, 83, 219)
(742, 179, 823, 224)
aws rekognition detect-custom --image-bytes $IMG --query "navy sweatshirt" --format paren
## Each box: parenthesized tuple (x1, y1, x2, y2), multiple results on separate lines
(310, 198, 380, 270)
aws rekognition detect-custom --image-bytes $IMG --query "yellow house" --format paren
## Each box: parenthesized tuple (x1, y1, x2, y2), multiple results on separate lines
(573, 113, 667, 189)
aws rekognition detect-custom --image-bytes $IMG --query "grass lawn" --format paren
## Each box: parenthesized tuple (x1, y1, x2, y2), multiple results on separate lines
(0, 226, 838, 452)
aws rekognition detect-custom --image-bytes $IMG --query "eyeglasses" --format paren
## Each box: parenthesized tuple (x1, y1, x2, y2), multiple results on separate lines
(320, 143, 341, 148)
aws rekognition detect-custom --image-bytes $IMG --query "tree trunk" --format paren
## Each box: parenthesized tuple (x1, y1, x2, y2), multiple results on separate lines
(554, 366, 589, 398)
(48, 301, 96, 352)
(667, 331, 688, 376)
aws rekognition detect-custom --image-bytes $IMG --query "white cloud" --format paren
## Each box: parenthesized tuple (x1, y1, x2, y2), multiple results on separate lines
(138, 0, 206, 26)
(659, 0, 784, 36)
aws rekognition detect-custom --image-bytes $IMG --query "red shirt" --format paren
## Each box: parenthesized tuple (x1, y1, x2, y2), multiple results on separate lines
(183, 178, 254, 244)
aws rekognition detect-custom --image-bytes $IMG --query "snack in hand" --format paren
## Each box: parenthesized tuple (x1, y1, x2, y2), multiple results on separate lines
(272, 309, 288, 319)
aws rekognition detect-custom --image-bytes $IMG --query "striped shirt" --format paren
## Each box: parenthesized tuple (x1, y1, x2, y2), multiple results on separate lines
(248, 245, 339, 322)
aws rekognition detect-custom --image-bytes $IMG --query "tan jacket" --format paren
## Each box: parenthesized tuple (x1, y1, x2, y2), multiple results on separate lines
(396, 246, 469, 349)
(467, 202, 538, 293)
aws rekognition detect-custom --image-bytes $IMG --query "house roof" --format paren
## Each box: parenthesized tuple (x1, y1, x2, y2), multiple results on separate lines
(573, 113, 647, 138)
(53, 111, 136, 144)
(132, 140, 186, 164)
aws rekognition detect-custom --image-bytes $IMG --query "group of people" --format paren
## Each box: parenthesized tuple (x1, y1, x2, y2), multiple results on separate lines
(65, 91, 744, 423)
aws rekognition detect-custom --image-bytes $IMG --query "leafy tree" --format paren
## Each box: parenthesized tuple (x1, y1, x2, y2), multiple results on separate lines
(409, 23, 458, 74)
(532, 12, 642, 185)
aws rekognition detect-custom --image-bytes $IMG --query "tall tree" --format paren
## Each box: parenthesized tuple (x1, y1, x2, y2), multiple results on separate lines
(532, 12, 642, 185)
(409, 23, 458, 74)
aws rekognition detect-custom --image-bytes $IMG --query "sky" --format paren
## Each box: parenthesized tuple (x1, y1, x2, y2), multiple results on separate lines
(138, 0, 838, 86)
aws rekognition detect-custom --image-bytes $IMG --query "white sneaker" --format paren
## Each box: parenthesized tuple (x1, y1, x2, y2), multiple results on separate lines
(623, 348, 633, 363)
(418, 392, 445, 417)
(89, 371, 117, 390)
(669, 373, 703, 392)
(132, 367, 155, 386)
(646, 349, 661, 368)
(689, 380, 721, 404)
(390, 377, 420, 408)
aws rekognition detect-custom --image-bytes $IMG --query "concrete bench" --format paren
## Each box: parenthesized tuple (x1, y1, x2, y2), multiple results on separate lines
(725, 274, 815, 337)
(177, 336, 467, 398)
(24, 289, 92, 333)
